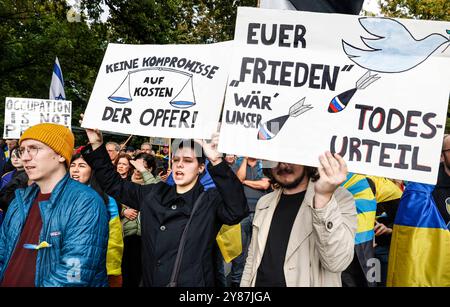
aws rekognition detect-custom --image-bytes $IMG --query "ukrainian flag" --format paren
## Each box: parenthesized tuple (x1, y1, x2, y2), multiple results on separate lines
(342, 173, 377, 282)
(387, 182, 450, 286)
(106, 196, 124, 276)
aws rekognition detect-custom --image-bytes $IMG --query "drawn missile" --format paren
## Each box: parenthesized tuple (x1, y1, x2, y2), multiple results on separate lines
(257, 97, 312, 140)
(328, 70, 380, 113)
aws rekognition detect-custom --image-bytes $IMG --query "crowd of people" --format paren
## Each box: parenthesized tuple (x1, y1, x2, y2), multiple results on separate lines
(0, 123, 448, 287)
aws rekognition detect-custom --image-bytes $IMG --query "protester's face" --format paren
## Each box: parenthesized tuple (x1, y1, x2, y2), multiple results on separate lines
(20, 139, 65, 183)
(69, 157, 92, 184)
(162, 146, 169, 155)
(270, 162, 308, 189)
(141, 145, 152, 155)
(224, 155, 236, 165)
(11, 150, 23, 170)
(172, 147, 204, 187)
(106, 144, 119, 161)
(6, 139, 17, 151)
(117, 157, 131, 178)
(442, 137, 450, 172)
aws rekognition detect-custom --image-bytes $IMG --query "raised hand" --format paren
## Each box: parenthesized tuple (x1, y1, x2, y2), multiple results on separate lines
(85, 128, 103, 150)
(195, 132, 222, 166)
(130, 159, 147, 173)
(81, 113, 103, 150)
(314, 151, 348, 209)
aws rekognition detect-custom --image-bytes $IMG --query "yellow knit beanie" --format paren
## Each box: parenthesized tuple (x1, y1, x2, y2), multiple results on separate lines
(19, 123, 74, 168)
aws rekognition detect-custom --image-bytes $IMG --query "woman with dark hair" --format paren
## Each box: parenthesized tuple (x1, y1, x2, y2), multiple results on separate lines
(83, 130, 248, 287)
(114, 153, 134, 180)
(0, 146, 24, 190)
(69, 153, 124, 287)
(0, 146, 29, 213)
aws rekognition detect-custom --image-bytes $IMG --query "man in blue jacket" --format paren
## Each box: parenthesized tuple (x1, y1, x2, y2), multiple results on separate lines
(0, 123, 109, 287)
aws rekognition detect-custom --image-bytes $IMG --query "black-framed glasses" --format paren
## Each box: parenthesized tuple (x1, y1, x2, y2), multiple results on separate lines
(443, 149, 450, 153)
(18, 146, 43, 158)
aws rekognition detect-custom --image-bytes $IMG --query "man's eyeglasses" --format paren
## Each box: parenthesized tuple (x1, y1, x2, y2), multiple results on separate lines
(18, 146, 43, 158)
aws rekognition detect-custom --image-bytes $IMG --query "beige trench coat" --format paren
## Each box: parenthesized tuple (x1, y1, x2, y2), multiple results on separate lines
(240, 181, 356, 287)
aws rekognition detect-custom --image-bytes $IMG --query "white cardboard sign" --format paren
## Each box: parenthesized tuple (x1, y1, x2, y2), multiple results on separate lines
(219, 7, 450, 184)
(82, 42, 231, 140)
(3, 97, 72, 139)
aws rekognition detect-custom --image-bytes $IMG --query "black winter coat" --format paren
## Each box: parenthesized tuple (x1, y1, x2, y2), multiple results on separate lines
(0, 170, 28, 212)
(83, 144, 248, 287)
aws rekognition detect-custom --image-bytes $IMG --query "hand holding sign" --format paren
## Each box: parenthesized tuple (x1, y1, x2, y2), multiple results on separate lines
(314, 151, 348, 209)
(195, 133, 222, 166)
(82, 114, 104, 150)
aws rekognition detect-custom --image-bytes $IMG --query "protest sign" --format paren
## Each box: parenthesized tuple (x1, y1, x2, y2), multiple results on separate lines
(3, 97, 71, 139)
(149, 137, 170, 146)
(82, 42, 231, 139)
(219, 7, 450, 184)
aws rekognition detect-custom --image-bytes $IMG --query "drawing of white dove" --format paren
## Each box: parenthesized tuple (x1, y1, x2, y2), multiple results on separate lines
(342, 17, 450, 73)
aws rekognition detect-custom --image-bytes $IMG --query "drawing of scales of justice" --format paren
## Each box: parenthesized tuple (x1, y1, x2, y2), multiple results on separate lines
(108, 67, 197, 109)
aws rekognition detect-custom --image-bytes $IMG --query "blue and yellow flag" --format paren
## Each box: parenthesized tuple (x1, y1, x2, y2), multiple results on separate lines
(387, 182, 450, 286)
(342, 173, 377, 283)
(106, 196, 124, 276)
(342, 173, 377, 246)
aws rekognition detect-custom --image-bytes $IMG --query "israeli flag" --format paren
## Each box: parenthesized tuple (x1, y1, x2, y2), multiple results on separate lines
(49, 57, 66, 100)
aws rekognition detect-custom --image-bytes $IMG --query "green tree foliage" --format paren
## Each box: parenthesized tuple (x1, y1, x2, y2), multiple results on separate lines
(0, 0, 108, 144)
(379, 0, 450, 133)
(0, 0, 257, 144)
(380, 0, 449, 21)
(174, 0, 257, 43)
(83, 0, 257, 44)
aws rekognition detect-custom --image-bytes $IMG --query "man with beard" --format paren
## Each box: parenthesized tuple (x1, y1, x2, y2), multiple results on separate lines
(240, 152, 356, 287)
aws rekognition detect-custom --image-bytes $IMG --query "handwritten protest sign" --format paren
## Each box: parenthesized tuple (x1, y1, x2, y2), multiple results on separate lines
(219, 7, 450, 184)
(82, 42, 231, 139)
(3, 97, 72, 139)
